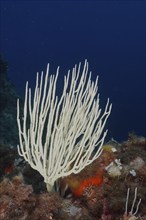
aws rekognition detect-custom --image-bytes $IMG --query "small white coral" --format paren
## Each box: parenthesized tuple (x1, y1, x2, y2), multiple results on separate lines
(130, 157, 145, 170)
(124, 187, 141, 219)
(105, 159, 122, 177)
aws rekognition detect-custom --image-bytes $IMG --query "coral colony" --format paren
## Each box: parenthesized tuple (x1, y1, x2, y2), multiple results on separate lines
(17, 60, 112, 192)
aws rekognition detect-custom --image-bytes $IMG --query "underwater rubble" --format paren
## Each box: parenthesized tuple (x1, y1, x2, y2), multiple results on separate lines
(0, 133, 146, 220)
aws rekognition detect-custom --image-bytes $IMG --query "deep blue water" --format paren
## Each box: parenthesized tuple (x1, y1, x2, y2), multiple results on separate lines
(0, 1, 145, 141)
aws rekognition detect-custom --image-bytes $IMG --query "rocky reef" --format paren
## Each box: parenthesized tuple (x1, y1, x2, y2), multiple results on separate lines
(0, 133, 146, 220)
(0, 55, 21, 147)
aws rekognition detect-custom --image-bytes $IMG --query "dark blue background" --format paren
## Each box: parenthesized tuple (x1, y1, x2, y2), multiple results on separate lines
(0, 0, 145, 141)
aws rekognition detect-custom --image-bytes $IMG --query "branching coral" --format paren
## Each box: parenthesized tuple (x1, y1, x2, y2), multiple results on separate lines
(123, 187, 142, 220)
(17, 60, 112, 192)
